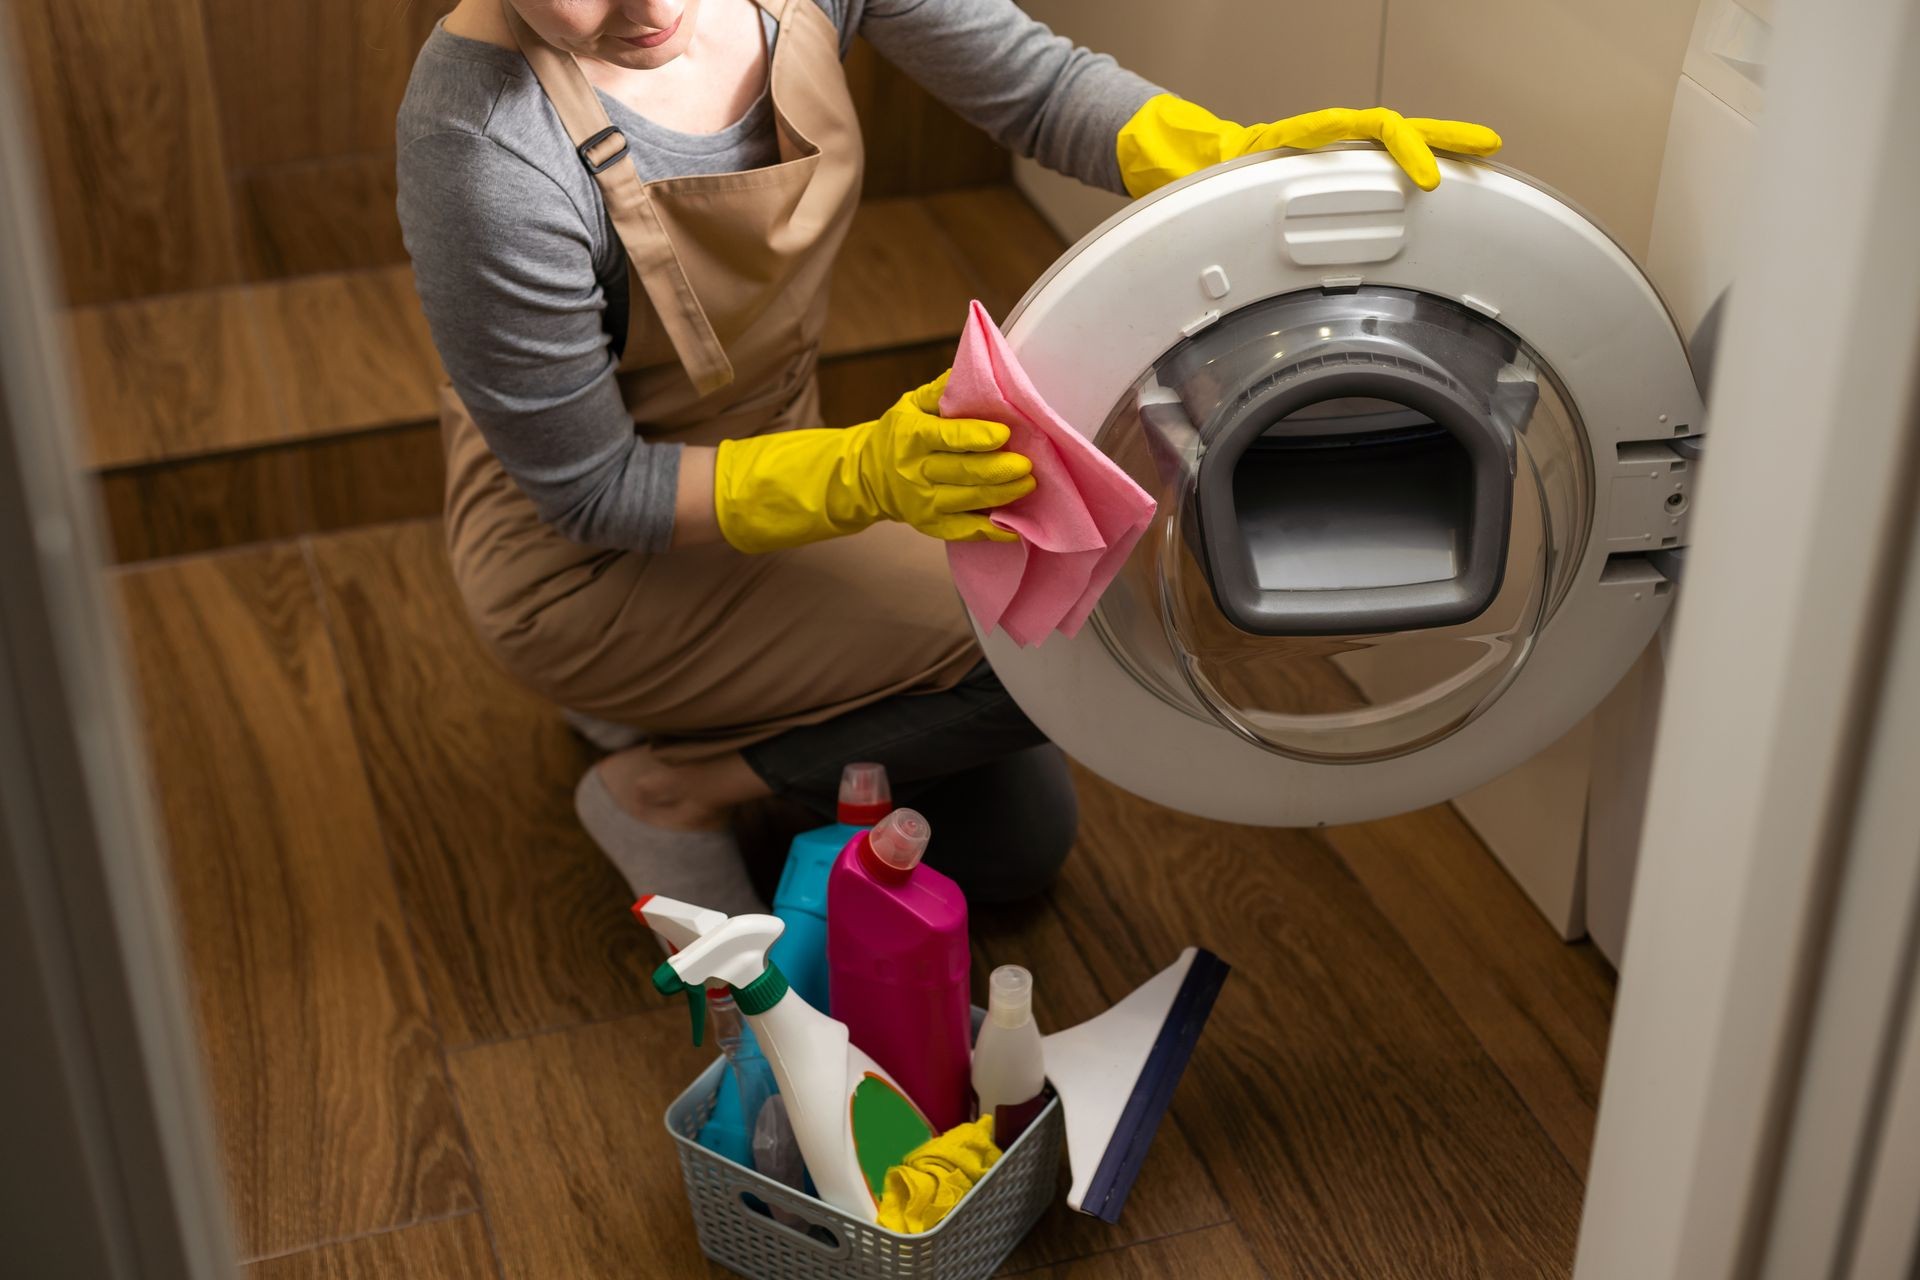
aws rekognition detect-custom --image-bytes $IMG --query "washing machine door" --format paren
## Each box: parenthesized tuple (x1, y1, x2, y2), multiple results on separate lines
(983, 147, 1703, 826)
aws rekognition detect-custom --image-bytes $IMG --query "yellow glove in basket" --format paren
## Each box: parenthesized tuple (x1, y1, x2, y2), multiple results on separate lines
(713, 372, 1035, 553)
(1117, 94, 1502, 198)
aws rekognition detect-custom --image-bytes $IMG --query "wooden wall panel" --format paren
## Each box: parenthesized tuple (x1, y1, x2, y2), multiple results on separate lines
(235, 151, 408, 279)
(13, 2, 1008, 303)
(96, 450, 313, 565)
(11, 0, 241, 303)
(303, 423, 445, 534)
(844, 38, 1009, 199)
(199, 0, 455, 169)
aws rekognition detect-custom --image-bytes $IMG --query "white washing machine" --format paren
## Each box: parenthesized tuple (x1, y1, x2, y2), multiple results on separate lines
(975, 10, 1766, 951)
(982, 144, 1706, 825)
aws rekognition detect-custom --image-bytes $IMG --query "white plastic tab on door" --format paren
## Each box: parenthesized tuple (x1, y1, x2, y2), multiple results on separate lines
(1277, 173, 1407, 266)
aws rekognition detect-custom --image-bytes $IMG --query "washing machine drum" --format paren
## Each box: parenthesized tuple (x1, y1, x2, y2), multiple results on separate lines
(982, 147, 1704, 826)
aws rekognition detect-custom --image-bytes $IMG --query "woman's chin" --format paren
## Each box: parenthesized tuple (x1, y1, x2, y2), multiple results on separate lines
(594, 42, 689, 70)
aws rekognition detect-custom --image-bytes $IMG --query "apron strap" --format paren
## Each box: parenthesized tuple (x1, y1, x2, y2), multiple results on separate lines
(501, 0, 735, 396)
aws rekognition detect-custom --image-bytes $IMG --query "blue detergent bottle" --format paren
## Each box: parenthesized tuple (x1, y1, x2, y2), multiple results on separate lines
(697, 988, 776, 1166)
(769, 761, 891, 1014)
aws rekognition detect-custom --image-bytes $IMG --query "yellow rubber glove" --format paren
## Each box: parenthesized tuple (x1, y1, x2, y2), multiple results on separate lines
(877, 1116, 1000, 1234)
(1116, 94, 1502, 197)
(713, 372, 1035, 553)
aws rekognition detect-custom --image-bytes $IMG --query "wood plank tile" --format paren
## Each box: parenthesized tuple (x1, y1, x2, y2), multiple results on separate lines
(303, 424, 446, 534)
(236, 152, 409, 280)
(822, 198, 977, 358)
(844, 39, 1010, 199)
(309, 521, 656, 1046)
(924, 188, 1069, 324)
(1052, 766, 1587, 1279)
(1003, 1224, 1264, 1279)
(96, 449, 313, 564)
(11, 0, 242, 302)
(446, 1016, 727, 1280)
(1322, 805, 1617, 1176)
(200, 0, 455, 168)
(816, 342, 955, 426)
(67, 290, 285, 467)
(245, 1215, 496, 1280)
(970, 898, 1232, 1271)
(253, 268, 443, 439)
(117, 546, 476, 1257)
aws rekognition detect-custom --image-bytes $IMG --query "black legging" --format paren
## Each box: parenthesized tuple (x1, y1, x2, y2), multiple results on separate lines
(740, 662, 1076, 904)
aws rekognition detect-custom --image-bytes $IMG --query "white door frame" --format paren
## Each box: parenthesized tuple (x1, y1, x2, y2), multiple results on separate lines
(0, 39, 237, 1280)
(1575, 0, 1920, 1275)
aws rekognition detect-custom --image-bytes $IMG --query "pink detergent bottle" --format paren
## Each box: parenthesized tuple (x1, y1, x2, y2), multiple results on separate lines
(827, 808, 972, 1133)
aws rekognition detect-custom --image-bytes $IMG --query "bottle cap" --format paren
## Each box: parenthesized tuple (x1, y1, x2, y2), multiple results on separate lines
(837, 762, 892, 825)
(988, 965, 1033, 1027)
(860, 807, 930, 880)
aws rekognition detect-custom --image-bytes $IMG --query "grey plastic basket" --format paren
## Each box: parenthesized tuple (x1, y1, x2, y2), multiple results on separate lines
(663, 1023, 1061, 1279)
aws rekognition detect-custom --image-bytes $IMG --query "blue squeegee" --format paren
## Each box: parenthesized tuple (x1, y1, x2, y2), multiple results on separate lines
(1040, 946, 1230, 1222)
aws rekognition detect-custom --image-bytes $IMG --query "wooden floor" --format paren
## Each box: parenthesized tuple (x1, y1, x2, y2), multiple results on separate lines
(115, 520, 1617, 1279)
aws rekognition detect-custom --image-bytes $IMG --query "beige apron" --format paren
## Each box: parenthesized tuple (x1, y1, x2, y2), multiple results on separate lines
(441, 0, 978, 760)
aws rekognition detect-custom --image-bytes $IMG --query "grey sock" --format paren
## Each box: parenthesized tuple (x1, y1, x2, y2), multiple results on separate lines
(561, 707, 647, 753)
(574, 766, 766, 916)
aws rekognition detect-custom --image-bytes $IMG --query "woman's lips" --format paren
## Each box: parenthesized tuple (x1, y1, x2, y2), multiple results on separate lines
(615, 14, 682, 48)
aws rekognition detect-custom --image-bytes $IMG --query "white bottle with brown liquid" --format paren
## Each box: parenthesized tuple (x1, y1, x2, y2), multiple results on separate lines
(971, 965, 1048, 1145)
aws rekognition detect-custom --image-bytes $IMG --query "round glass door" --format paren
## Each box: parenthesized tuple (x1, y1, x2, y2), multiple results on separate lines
(1089, 287, 1593, 763)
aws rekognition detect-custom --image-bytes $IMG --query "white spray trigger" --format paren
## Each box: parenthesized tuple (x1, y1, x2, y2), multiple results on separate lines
(664, 914, 785, 992)
(633, 893, 727, 953)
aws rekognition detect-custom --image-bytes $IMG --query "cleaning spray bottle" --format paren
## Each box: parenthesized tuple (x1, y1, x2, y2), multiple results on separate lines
(769, 762, 892, 1012)
(971, 965, 1048, 1146)
(634, 895, 779, 1169)
(651, 903, 934, 1221)
(828, 808, 973, 1132)
(700, 988, 774, 1165)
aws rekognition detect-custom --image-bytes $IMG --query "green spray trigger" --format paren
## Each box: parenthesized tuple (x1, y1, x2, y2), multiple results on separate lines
(651, 961, 707, 1047)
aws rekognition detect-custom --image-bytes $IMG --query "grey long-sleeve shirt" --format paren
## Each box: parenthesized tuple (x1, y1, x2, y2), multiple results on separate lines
(396, 0, 1160, 552)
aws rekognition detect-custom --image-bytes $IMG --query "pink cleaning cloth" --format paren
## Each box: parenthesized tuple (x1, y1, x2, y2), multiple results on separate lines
(942, 301, 1156, 647)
